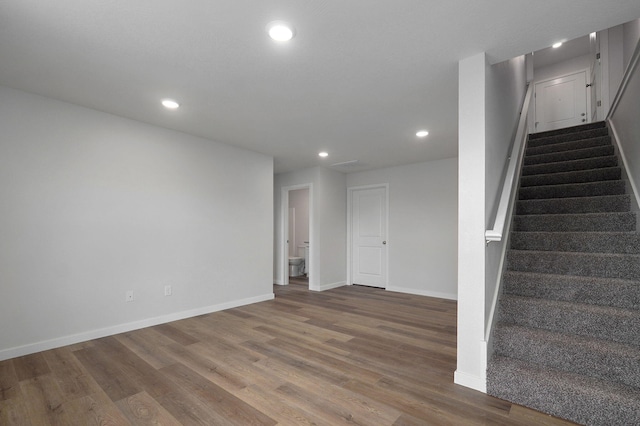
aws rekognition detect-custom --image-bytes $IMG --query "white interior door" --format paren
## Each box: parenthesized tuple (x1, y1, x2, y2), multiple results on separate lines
(534, 70, 588, 132)
(351, 186, 387, 288)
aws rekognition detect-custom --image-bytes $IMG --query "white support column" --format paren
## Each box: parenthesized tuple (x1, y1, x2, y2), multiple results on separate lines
(455, 52, 488, 392)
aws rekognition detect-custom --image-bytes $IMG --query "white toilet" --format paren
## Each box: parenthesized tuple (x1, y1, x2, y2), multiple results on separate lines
(288, 256, 304, 277)
(288, 244, 307, 277)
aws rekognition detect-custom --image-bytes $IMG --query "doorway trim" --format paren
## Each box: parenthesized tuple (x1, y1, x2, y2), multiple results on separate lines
(347, 183, 389, 288)
(280, 183, 313, 288)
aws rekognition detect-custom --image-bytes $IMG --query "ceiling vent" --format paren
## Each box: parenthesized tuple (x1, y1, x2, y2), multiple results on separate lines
(330, 160, 362, 171)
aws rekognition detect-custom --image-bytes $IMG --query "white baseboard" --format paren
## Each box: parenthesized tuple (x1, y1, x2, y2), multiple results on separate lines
(454, 370, 487, 393)
(386, 285, 457, 300)
(273, 280, 285, 285)
(310, 281, 346, 292)
(0, 293, 274, 362)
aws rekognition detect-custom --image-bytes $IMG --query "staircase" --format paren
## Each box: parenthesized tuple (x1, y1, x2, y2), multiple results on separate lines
(487, 121, 640, 426)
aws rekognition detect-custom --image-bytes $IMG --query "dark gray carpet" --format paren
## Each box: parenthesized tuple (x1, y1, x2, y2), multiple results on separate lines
(487, 121, 640, 426)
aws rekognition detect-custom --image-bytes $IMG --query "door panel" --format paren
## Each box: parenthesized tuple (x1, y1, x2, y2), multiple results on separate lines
(351, 187, 387, 288)
(534, 70, 588, 132)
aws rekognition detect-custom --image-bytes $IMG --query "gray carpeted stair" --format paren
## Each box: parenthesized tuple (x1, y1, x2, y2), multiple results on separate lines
(524, 144, 614, 165)
(520, 167, 621, 187)
(522, 155, 618, 176)
(513, 211, 636, 232)
(487, 122, 640, 425)
(517, 194, 630, 215)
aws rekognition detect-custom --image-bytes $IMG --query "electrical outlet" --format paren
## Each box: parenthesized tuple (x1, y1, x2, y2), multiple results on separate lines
(126, 291, 134, 302)
(164, 285, 172, 296)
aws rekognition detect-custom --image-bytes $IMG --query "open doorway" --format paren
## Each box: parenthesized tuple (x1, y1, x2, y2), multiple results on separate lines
(280, 184, 312, 288)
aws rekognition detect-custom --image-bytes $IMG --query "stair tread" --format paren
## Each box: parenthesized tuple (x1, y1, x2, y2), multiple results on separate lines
(526, 136, 610, 156)
(495, 324, 640, 356)
(504, 269, 640, 282)
(515, 211, 634, 218)
(519, 166, 621, 187)
(508, 249, 640, 258)
(499, 294, 640, 347)
(518, 180, 626, 200)
(510, 231, 640, 254)
(507, 249, 640, 280)
(522, 155, 618, 176)
(493, 324, 640, 388)
(516, 194, 630, 215)
(524, 145, 614, 166)
(488, 355, 640, 426)
(529, 121, 607, 140)
(512, 230, 638, 235)
(503, 271, 640, 311)
(513, 211, 636, 233)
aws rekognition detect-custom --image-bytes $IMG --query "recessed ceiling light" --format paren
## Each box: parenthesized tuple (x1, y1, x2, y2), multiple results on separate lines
(416, 130, 429, 138)
(552, 42, 563, 49)
(162, 99, 180, 109)
(319, 152, 328, 158)
(267, 21, 295, 41)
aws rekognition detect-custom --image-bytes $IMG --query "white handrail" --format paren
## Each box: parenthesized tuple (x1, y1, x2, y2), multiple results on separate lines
(485, 84, 533, 242)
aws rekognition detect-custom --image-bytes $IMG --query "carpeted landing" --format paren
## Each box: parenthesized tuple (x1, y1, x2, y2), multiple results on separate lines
(487, 121, 640, 426)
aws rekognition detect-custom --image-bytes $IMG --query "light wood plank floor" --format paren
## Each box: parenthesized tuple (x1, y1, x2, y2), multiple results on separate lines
(0, 283, 577, 425)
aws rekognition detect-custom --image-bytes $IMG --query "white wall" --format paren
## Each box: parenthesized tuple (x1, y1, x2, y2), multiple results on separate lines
(610, 18, 640, 214)
(274, 167, 346, 291)
(608, 25, 626, 104)
(485, 55, 527, 326)
(610, 58, 640, 210)
(0, 86, 274, 361)
(289, 188, 309, 256)
(346, 158, 458, 300)
(623, 19, 640, 68)
(533, 54, 591, 83)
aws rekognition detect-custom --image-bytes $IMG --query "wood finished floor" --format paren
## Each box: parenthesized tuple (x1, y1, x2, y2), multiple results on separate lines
(0, 283, 577, 425)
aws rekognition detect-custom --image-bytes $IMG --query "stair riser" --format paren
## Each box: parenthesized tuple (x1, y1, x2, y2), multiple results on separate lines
(503, 271, 640, 311)
(499, 296, 640, 346)
(526, 136, 610, 156)
(488, 356, 640, 426)
(529, 122, 607, 142)
(493, 326, 640, 389)
(519, 181, 625, 200)
(524, 145, 614, 166)
(516, 195, 630, 215)
(522, 156, 618, 176)
(513, 213, 636, 232)
(520, 167, 621, 187)
(507, 251, 640, 280)
(510, 232, 640, 254)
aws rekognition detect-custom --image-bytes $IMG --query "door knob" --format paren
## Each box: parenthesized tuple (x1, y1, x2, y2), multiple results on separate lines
(382, 241, 387, 245)
(581, 113, 586, 116)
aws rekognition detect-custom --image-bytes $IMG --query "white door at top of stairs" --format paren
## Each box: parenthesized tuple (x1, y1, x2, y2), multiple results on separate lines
(534, 69, 590, 133)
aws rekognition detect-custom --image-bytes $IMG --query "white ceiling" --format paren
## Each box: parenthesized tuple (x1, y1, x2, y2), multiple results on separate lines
(1, 1, 639, 174)
(533, 35, 592, 69)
